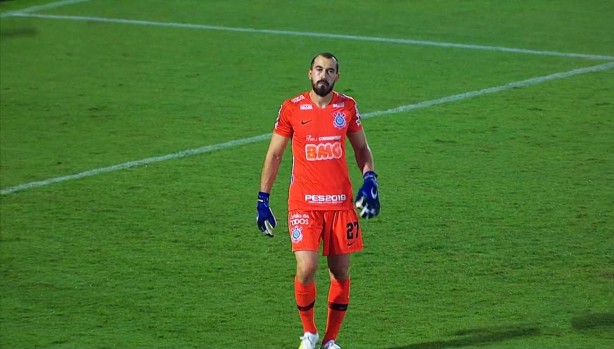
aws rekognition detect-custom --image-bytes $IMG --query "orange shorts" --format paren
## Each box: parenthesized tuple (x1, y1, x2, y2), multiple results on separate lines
(287, 209, 363, 256)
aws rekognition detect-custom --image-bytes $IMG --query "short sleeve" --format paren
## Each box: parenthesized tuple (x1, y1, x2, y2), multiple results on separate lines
(273, 101, 293, 137)
(347, 101, 363, 133)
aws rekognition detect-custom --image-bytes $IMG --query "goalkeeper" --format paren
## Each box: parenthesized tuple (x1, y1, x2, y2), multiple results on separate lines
(256, 52, 380, 349)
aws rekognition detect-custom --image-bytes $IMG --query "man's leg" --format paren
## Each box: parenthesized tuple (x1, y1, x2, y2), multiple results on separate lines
(295, 251, 320, 335)
(323, 253, 351, 344)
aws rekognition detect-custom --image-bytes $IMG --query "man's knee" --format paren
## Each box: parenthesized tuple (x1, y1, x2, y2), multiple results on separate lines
(329, 265, 349, 281)
(296, 263, 317, 284)
(328, 254, 350, 280)
(295, 252, 319, 284)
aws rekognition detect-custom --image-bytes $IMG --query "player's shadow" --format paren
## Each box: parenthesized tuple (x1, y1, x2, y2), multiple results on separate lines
(386, 324, 540, 349)
(0, 27, 38, 39)
(571, 312, 614, 331)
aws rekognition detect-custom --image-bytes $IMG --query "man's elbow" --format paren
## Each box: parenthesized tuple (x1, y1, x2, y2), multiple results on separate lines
(268, 152, 284, 163)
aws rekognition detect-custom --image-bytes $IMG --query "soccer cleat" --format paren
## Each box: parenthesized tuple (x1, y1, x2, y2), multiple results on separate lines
(298, 332, 319, 349)
(320, 340, 341, 349)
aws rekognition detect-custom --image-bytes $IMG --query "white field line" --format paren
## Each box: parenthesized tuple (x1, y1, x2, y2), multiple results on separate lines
(2, 62, 613, 196)
(6, 12, 614, 61)
(0, 0, 89, 18)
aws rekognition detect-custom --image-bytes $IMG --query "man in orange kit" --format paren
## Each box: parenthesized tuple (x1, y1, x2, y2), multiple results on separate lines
(257, 52, 380, 349)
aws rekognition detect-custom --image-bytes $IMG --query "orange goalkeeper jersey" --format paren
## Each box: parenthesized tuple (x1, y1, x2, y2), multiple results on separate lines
(274, 91, 363, 211)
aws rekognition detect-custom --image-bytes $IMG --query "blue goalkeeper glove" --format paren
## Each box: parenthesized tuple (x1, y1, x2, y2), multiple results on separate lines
(355, 171, 380, 219)
(256, 191, 277, 237)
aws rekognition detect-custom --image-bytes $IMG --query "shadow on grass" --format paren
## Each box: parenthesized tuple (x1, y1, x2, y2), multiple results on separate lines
(0, 27, 38, 39)
(571, 313, 614, 331)
(386, 325, 540, 349)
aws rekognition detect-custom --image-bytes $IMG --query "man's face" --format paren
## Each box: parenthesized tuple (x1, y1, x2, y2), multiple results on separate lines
(309, 56, 339, 97)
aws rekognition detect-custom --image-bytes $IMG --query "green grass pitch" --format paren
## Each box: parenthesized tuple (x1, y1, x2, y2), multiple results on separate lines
(1, 0, 613, 348)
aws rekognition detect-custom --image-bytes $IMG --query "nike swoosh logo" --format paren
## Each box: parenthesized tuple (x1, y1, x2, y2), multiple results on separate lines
(301, 120, 312, 125)
(347, 241, 356, 247)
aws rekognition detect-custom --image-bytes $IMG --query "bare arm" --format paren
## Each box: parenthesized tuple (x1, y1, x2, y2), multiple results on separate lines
(260, 133, 291, 193)
(348, 129, 374, 175)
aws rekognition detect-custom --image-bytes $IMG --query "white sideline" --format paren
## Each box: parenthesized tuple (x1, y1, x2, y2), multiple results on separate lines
(0, 0, 89, 17)
(5, 12, 614, 61)
(2, 62, 613, 196)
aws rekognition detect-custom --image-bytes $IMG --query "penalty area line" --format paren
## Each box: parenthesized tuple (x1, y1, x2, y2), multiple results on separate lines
(1, 61, 613, 196)
(0, 0, 90, 18)
(7, 12, 614, 61)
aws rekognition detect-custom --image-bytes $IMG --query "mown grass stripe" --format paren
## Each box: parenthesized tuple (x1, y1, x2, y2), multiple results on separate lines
(6, 12, 614, 61)
(2, 62, 612, 196)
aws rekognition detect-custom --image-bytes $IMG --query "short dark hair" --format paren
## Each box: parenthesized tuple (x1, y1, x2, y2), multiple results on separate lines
(310, 52, 339, 72)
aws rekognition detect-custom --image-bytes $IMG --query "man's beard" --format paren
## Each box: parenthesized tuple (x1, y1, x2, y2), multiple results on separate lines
(312, 80, 334, 97)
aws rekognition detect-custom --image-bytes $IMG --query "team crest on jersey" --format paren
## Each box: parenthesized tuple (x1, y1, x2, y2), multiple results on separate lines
(333, 112, 347, 129)
(291, 226, 303, 243)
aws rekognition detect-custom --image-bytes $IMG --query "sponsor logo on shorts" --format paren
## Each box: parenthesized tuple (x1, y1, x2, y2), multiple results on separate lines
(291, 226, 303, 243)
(304, 194, 347, 204)
(289, 213, 310, 226)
